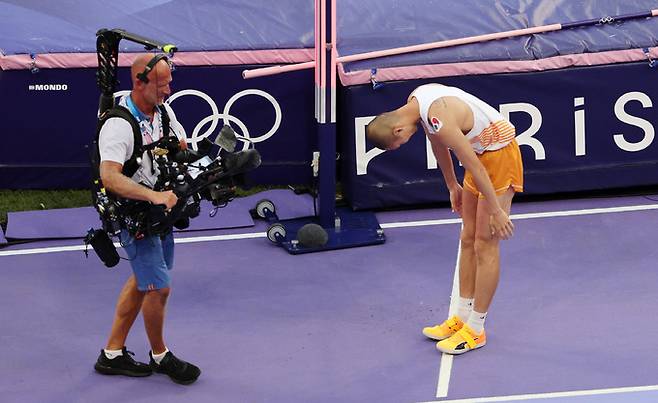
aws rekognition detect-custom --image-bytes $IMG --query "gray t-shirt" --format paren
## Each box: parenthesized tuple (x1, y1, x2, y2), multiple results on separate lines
(98, 94, 186, 188)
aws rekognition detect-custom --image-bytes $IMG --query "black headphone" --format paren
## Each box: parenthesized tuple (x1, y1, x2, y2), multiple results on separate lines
(136, 54, 169, 84)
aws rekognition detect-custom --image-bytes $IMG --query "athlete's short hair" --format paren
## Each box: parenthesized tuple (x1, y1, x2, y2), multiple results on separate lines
(365, 112, 397, 149)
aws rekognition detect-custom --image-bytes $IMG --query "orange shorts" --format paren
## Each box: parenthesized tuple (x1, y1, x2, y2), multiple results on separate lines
(463, 139, 524, 198)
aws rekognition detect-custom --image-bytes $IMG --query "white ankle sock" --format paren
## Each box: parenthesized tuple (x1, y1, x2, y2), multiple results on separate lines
(103, 348, 123, 359)
(467, 310, 487, 334)
(151, 347, 169, 364)
(456, 297, 474, 322)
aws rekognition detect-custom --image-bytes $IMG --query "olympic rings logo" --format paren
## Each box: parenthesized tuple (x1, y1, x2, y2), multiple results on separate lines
(599, 16, 615, 24)
(114, 89, 282, 151)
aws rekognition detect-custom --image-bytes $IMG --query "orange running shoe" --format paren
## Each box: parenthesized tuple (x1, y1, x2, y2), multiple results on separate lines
(436, 323, 486, 355)
(422, 316, 464, 341)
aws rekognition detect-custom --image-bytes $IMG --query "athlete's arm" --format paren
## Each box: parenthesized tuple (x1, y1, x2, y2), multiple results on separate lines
(430, 139, 463, 216)
(429, 99, 514, 238)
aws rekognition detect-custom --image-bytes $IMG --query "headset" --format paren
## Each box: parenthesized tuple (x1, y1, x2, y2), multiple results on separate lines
(136, 53, 169, 84)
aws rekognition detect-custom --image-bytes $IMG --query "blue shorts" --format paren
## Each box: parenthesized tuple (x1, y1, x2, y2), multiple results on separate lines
(120, 230, 175, 291)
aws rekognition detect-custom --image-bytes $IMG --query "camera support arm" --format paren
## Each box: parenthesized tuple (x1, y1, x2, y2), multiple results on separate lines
(96, 28, 178, 115)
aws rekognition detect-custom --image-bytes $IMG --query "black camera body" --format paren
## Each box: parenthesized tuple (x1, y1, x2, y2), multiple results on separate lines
(105, 130, 259, 239)
(87, 125, 261, 267)
(88, 30, 261, 267)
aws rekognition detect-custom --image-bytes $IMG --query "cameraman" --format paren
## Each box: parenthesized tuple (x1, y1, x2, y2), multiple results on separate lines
(93, 54, 200, 385)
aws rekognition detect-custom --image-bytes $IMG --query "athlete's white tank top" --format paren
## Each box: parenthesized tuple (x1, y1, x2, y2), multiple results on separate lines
(410, 84, 515, 154)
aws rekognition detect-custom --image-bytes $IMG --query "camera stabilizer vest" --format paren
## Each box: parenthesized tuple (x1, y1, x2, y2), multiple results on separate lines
(89, 104, 171, 235)
(91, 104, 171, 179)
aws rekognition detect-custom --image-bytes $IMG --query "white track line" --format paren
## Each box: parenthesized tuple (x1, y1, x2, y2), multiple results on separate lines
(380, 202, 658, 229)
(419, 384, 658, 403)
(435, 234, 462, 398)
(0, 232, 267, 257)
(423, 202, 658, 402)
(173, 232, 265, 244)
(1, 203, 658, 258)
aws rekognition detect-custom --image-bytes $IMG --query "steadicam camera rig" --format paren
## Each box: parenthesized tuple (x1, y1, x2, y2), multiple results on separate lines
(85, 29, 261, 267)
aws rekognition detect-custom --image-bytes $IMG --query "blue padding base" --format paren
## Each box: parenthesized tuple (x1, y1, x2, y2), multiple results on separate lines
(271, 208, 386, 255)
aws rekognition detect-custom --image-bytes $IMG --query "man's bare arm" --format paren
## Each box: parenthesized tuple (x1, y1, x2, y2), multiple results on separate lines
(427, 98, 501, 211)
(428, 98, 513, 237)
(430, 140, 459, 190)
(438, 131, 513, 237)
(441, 132, 500, 209)
(100, 161, 177, 208)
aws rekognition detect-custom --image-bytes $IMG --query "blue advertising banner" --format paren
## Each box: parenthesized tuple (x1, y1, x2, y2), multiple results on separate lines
(339, 62, 658, 209)
(0, 65, 316, 188)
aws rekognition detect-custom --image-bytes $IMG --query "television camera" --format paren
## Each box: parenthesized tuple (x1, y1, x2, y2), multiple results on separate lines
(86, 28, 260, 267)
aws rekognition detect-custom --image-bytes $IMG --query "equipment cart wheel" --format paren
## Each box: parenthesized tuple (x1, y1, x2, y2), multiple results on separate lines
(255, 199, 276, 219)
(266, 223, 286, 243)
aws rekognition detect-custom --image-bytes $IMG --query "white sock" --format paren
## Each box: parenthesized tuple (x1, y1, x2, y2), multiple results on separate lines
(456, 297, 474, 322)
(467, 310, 487, 334)
(103, 348, 123, 359)
(151, 347, 169, 365)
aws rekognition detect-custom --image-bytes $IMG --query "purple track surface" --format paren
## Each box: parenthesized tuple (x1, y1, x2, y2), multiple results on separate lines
(4, 204, 254, 239)
(1, 195, 657, 403)
(6, 206, 101, 239)
(3, 189, 315, 240)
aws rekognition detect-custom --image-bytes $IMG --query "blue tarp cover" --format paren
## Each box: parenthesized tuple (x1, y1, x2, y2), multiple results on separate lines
(338, 0, 658, 72)
(0, 0, 314, 55)
(2, 0, 657, 67)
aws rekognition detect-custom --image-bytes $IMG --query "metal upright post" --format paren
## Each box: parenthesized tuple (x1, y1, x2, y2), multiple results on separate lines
(257, 0, 386, 254)
(316, 0, 337, 228)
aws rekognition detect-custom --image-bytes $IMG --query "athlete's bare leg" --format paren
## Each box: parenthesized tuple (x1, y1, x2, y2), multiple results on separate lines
(472, 187, 515, 313)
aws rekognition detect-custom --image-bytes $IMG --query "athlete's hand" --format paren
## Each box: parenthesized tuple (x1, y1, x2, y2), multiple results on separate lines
(489, 208, 514, 239)
(448, 184, 463, 217)
(150, 190, 178, 210)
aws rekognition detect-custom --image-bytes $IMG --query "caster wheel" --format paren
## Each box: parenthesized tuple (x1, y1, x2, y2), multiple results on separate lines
(266, 223, 286, 243)
(255, 199, 275, 218)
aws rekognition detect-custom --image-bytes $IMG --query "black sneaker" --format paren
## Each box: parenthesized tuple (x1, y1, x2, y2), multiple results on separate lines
(94, 347, 153, 377)
(150, 351, 201, 385)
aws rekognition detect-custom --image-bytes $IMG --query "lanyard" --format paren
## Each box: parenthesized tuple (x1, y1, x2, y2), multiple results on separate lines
(125, 95, 161, 144)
